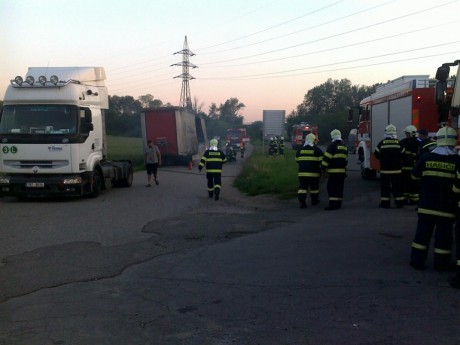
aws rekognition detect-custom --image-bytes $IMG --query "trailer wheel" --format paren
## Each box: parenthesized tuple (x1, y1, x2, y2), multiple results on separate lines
(121, 165, 133, 187)
(89, 169, 102, 198)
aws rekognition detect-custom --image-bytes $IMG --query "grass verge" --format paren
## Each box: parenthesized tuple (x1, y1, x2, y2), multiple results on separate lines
(233, 143, 298, 199)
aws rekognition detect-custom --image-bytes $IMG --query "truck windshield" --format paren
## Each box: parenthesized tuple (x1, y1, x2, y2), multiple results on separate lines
(0, 105, 78, 135)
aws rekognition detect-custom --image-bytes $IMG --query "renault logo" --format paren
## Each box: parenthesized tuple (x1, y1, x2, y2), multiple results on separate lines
(32, 166, 39, 174)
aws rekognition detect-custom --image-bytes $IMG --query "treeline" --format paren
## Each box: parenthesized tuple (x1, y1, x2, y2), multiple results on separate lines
(286, 78, 379, 141)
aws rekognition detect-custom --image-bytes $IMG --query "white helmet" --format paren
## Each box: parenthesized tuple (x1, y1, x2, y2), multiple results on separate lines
(403, 125, 417, 136)
(306, 133, 316, 144)
(210, 139, 218, 147)
(435, 126, 457, 146)
(385, 124, 397, 135)
(330, 129, 341, 140)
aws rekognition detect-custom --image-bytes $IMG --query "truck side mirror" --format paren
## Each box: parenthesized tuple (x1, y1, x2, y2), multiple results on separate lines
(435, 82, 447, 104)
(436, 65, 450, 82)
(347, 108, 353, 123)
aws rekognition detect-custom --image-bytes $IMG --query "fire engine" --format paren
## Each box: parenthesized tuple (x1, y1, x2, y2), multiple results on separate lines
(225, 128, 249, 151)
(291, 123, 319, 150)
(356, 75, 438, 179)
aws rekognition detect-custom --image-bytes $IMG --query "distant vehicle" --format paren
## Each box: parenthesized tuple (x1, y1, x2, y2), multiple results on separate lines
(355, 75, 438, 179)
(225, 128, 249, 152)
(140, 107, 207, 165)
(291, 123, 319, 150)
(0, 67, 133, 198)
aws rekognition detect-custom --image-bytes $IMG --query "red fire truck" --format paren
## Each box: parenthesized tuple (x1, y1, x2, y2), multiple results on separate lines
(225, 128, 249, 151)
(356, 75, 438, 179)
(291, 123, 319, 150)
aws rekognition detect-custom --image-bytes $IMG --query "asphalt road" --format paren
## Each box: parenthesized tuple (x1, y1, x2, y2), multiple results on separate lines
(1, 145, 460, 345)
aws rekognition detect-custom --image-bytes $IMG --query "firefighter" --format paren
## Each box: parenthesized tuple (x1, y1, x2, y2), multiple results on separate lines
(295, 133, 323, 208)
(417, 128, 436, 158)
(240, 141, 245, 158)
(268, 137, 276, 156)
(400, 125, 419, 204)
(198, 138, 227, 200)
(321, 129, 348, 210)
(410, 126, 460, 271)
(374, 124, 405, 208)
(279, 136, 285, 155)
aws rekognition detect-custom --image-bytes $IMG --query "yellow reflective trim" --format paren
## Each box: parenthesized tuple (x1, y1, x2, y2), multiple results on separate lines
(422, 171, 455, 179)
(327, 169, 346, 173)
(417, 208, 456, 218)
(329, 197, 342, 200)
(298, 172, 321, 177)
(206, 169, 222, 173)
(298, 189, 307, 194)
(333, 154, 348, 159)
(434, 248, 451, 254)
(412, 242, 428, 250)
(297, 156, 322, 161)
(453, 185, 460, 193)
(380, 170, 401, 174)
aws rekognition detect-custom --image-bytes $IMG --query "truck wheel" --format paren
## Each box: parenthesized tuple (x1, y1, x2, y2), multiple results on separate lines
(89, 169, 102, 198)
(121, 165, 133, 187)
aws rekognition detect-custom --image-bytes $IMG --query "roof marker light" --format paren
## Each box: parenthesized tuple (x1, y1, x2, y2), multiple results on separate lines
(14, 76, 23, 86)
(25, 76, 35, 85)
(38, 76, 47, 85)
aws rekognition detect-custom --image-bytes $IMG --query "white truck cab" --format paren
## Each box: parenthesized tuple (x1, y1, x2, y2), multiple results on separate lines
(0, 67, 133, 198)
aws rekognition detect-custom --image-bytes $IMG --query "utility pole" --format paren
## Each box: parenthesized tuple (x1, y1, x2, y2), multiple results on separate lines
(171, 36, 197, 109)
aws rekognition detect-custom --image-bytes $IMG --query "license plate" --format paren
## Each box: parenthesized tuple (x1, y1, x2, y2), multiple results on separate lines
(26, 182, 45, 188)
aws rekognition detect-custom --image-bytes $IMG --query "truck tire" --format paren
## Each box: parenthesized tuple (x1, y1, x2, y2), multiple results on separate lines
(89, 169, 102, 198)
(121, 165, 133, 187)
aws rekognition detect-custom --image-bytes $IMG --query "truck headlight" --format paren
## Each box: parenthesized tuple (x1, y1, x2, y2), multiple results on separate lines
(0, 176, 10, 184)
(63, 177, 82, 184)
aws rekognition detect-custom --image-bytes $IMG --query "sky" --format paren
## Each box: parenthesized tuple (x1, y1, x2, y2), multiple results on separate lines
(1, 0, 460, 123)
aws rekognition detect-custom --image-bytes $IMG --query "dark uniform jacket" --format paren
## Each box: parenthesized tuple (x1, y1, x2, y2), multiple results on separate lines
(412, 152, 460, 218)
(400, 137, 419, 171)
(374, 138, 405, 174)
(296, 144, 324, 177)
(321, 140, 348, 174)
(199, 150, 227, 173)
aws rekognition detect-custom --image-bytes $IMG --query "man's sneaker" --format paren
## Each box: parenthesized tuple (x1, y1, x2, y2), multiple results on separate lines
(146, 184, 152, 187)
(155, 180, 159, 185)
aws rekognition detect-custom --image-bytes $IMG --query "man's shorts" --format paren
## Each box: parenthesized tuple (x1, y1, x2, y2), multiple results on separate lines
(146, 163, 158, 175)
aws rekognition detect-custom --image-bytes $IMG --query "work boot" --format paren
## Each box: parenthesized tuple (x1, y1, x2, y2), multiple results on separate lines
(299, 201, 307, 209)
(214, 190, 220, 201)
(208, 192, 213, 198)
(449, 274, 460, 289)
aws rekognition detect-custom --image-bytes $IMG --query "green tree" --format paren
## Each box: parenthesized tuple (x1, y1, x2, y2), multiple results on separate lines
(218, 97, 245, 125)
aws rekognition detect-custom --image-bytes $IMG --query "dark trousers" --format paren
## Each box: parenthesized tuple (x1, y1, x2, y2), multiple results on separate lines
(402, 169, 418, 203)
(380, 173, 404, 207)
(411, 213, 454, 269)
(206, 173, 221, 197)
(298, 176, 320, 205)
(327, 173, 345, 209)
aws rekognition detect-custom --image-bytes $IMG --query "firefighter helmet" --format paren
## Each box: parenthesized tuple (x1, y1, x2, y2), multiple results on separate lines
(435, 126, 457, 146)
(210, 139, 218, 147)
(385, 124, 397, 135)
(330, 129, 341, 140)
(306, 133, 316, 143)
(403, 125, 417, 135)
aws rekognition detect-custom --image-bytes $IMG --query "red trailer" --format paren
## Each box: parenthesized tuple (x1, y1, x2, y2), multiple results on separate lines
(140, 107, 207, 165)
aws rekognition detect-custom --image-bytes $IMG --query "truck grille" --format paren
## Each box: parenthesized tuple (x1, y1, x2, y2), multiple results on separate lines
(3, 160, 69, 169)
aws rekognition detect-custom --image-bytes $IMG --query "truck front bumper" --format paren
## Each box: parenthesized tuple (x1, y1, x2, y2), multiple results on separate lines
(0, 173, 90, 198)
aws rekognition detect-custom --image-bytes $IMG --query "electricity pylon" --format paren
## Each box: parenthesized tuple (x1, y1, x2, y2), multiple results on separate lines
(171, 36, 197, 109)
